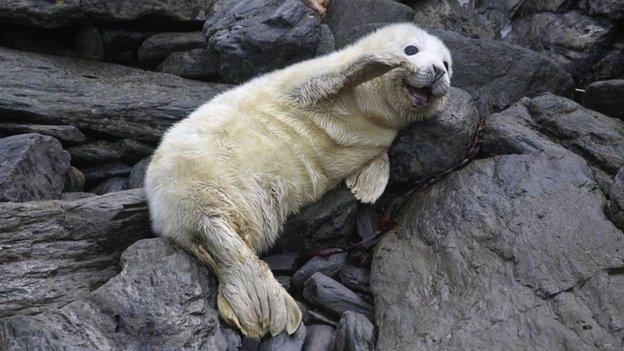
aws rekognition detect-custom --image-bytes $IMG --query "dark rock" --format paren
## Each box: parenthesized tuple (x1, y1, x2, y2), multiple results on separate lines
(0, 133, 70, 202)
(334, 311, 375, 351)
(204, 0, 322, 83)
(92, 177, 129, 195)
(101, 26, 155, 64)
(0, 123, 85, 144)
(82, 163, 133, 182)
(303, 273, 373, 320)
(276, 276, 293, 291)
(371, 151, 624, 350)
(0, 47, 229, 142)
(316, 24, 335, 56)
(242, 336, 262, 351)
(338, 266, 370, 294)
(138, 32, 205, 66)
(75, 26, 105, 61)
(259, 324, 306, 351)
(60, 192, 97, 200)
(0, 189, 150, 318)
(306, 310, 338, 328)
(0, 27, 76, 57)
(159, 48, 219, 79)
(388, 87, 479, 185)
(579, 0, 624, 20)
(590, 37, 624, 82)
(583, 79, 624, 121)
(303, 324, 335, 351)
(263, 253, 299, 274)
(128, 156, 152, 189)
(354, 204, 378, 242)
(325, 0, 415, 48)
(410, 0, 497, 40)
(0, 1, 216, 28)
(292, 254, 347, 289)
(63, 167, 86, 193)
(0, 238, 230, 350)
(279, 185, 358, 253)
(222, 326, 243, 351)
(67, 139, 154, 165)
(606, 167, 624, 230)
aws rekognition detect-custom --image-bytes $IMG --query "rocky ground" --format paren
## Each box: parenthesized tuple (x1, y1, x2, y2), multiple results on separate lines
(0, 0, 623, 350)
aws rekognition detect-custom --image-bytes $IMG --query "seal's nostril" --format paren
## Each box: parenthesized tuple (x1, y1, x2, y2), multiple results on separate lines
(433, 65, 445, 82)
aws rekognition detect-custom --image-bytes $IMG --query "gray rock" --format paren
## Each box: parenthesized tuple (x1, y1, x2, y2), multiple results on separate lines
(0, 189, 150, 318)
(334, 311, 375, 351)
(75, 25, 105, 61)
(387, 87, 479, 185)
(92, 177, 129, 195)
(159, 48, 219, 80)
(82, 162, 133, 182)
(303, 324, 335, 351)
(259, 324, 306, 351)
(101, 26, 156, 64)
(128, 156, 152, 189)
(60, 192, 97, 200)
(138, 32, 205, 66)
(67, 139, 154, 165)
(371, 151, 624, 350)
(222, 326, 243, 351)
(204, 0, 322, 83)
(583, 79, 624, 120)
(0, 47, 229, 142)
(0, 133, 70, 202)
(410, 0, 497, 40)
(579, 0, 624, 20)
(0, 238, 229, 350)
(338, 266, 370, 294)
(315, 24, 335, 56)
(305, 309, 338, 328)
(0, 1, 216, 28)
(606, 167, 624, 230)
(292, 253, 347, 289)
(263, 253, 299, 274)
(63, 166, 86, 193)
(303, 273, 373, 320)
(276, 276, 293, 291)
(0, 123, 85, 144)
(242, 336, 262, 350)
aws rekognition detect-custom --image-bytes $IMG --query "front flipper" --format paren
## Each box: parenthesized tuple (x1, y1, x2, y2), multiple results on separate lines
(346, 153, 390, 204)
(293, 53, 407, 106)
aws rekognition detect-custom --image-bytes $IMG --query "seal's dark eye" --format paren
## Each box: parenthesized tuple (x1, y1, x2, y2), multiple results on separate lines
(444, 61, 449, 70)
(404, 45, 418, 55)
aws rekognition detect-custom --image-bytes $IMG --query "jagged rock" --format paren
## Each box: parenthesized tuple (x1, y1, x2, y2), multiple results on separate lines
(67, 139, 154, 165)
(292, 254, 347, 289)
(259, 324, 306, 351)
(0, 133, 70, 202)
(0, 189, 150, 318)
(263, 253, 299, 274)
(606, 167, 624, 230)
(138, 32, 205, 66)
(0, 238, 230, 350)
(338, 266, 370, 294)
(82, 163, 133, 182)
(92, 177, 129, 195)
(583, 79, 624, 120)
(75, 26, 105, 61)
(203, 0, 323, 83)
(303, 273, 373, 320)
(63, 166, 86, 193)
(0, 123, 85, 144)
(371, 151, 624, 350)
(128, 156, 152, 189)
(159, 48, 219, 79)
(0, 47, 229, 142)
(0, 1, 216, 28)
(303, 324, 335, 351)
(334, 311, 375, 351)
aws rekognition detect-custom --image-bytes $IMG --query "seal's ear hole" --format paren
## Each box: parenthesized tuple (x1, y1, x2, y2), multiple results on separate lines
(404, 45, 419, 56)
(443, 61, 449, 70)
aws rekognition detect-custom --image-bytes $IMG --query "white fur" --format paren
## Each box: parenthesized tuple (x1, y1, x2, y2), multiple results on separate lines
(145, 23, 453, 337)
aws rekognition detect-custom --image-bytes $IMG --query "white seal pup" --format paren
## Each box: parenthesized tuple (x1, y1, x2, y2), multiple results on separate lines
(145, 23, 453, 337)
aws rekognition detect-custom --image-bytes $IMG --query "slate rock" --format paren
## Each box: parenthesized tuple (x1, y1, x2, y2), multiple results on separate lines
(371, 151, 624, 350)
(0, 123, 85, 144)
(92, 177, 129, 195)
(0, 189, 150, 318)
(63, 166, 86, 193)
(75, 25, 105, 61)
(222, 326, 243, 351)
(82, 162, 133, 182)
(242, 336, 262, 351)
(259, 324, 306, 351)
(583, 79, 624, 121)
(159, 48, 219, 80)
(0, 133, 70, 202)
(263, 253, 299, 274)
(60, 192, 97, 200)
(0, 47, 229, 142)
(0, 238, 228, 350)
(606, 167, 624, 230)
(204, 0, 322, 83)
(303, 273, 373, 320)
(138, 32, 205, 66)
(101, 26, 156, 64)
(315, 24, 335, 56)
(292, 253, 347, 289)
(303, 324, 335, 351)
(128, 156, 152, 189)
(338, 266, 370, 294)
(334, 311, 376, 351)
(67, 139, 154, 165)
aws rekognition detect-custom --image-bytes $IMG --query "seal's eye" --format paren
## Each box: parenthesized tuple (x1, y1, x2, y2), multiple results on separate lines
(443, 61, 449, 70)
(404, 45, 419, 55)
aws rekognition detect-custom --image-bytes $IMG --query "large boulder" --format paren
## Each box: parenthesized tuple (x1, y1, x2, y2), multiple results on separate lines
(0, 238, 230, 350)
(583, 79, 624, 121)
(0, 47, 229, 142)
(204, 0, 323, 83)
(371, 151, 624, 350)
(0, 133, 70, 202)
(0, 189, 150, 318)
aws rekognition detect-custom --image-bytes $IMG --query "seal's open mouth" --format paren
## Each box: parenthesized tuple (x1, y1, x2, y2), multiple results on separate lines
(403, 82, 432, 107)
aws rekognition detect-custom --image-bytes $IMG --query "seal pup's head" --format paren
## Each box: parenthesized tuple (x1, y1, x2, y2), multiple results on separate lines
(354, 23, 453, 122)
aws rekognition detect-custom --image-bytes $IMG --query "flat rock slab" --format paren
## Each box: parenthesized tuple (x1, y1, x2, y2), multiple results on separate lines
(0, 123, 85, 144)
(371, 151, 624, 350)
(0, 47, 229, 142)
(0, 238, 229, 350)
(0, 133, 70, 202)
(0, 189, 150, 318)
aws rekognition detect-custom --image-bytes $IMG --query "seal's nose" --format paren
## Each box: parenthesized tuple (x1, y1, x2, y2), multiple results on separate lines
(433, 65, 446, 83)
